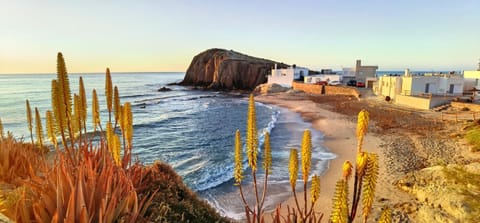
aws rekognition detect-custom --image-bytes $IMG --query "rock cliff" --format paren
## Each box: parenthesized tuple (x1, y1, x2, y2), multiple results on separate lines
(180, 48, 288, 90)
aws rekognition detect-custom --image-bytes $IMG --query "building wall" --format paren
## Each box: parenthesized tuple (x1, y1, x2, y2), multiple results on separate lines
(464, 71, 480, 90)
(377, 76, 402, 99)
(395, 95, 452, 109)
(268, 66, 308, 87)
(395, 95, 432, 109)
(292, 82, 360, 98)
(438, 77, 463, 95)
(355, 60, 378, 81)
(402, 76, 439, 95)
(464, 71, 480, 79)
(267, 69, 295, 87)
(402, 76, 464, 96)
(304, 74, 341, 84)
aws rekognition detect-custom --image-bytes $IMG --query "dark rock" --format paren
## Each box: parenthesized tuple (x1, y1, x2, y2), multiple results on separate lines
(180, 48, 288, 90)
(158, 87, 172, 92)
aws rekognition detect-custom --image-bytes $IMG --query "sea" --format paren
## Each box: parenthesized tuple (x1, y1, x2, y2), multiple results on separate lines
(0, 72, 336, 219)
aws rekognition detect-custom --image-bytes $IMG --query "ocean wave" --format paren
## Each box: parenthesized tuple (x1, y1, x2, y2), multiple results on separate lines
(194, 107, 280, 192)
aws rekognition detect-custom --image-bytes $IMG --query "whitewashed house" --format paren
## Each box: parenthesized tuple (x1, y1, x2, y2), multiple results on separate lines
(375, 69, 464, 109)
(401, 74, 464, 96)
(267, 64, 309, 88)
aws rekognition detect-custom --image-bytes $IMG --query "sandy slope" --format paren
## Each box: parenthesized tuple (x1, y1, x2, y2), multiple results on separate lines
(254, 92, 413, 222)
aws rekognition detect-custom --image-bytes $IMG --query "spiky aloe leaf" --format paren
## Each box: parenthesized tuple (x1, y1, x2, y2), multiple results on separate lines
(123, 102, 133, 149)
(289, 149, 299, 188)
(330, 179, 349, 223)
(301, 129, 312, 182)
(362, 153, 379, 222)
(246, 94, 258, 171)
(310, 175, 320, 203)
(356, 109, 369, 152)
(113, 86, 121, 125)
(377, 207, 392, 223)
(92, 89, 100, 132)
(34, 107, 44, 147)
(26, 99, 33, 143)
(234, 130, 243, 184)
(263, 132, 272, 172)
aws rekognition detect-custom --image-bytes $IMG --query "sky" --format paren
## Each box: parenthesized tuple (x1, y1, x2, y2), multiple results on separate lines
(1, 0, 479, 73)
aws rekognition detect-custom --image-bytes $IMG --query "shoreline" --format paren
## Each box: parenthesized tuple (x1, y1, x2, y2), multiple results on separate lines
(254, 92, 392, 221)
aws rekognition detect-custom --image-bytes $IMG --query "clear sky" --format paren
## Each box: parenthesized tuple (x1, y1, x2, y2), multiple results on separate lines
(1, 0, 479, 73)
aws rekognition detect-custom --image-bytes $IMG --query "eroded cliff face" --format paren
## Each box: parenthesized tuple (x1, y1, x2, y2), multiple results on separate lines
(181, 48, 288, 90)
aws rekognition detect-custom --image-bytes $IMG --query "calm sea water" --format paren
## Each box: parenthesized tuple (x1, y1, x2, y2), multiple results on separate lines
(0, 72, 335, 218)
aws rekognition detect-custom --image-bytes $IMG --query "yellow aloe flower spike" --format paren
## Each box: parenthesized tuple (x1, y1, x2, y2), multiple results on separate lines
(92, 89, 100, 132)
(246, 94, 258, 171)
(342, 161, 353, 180)
(123, 102, 133, 149)
(105, 68, 113, 121)
(46, 111, 57, 148)
(330, 179, 349, 223)
(289, 149, 299, 188)
(356, 109, 369, 152)
(362, 153, 379, 222)
(234, 130, 243, 184)
(26, 99, 33, 143)
(310, 175, 321, 203)
(0, 118, 4, 139)
(356, 152, 368, 176)
(34, 107, 44, 147)
(113, 86, 121, 124)
(301, 129, 312, 182)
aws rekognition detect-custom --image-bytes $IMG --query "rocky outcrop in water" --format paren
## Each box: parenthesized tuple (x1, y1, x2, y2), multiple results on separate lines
(180, 48, 288, 90)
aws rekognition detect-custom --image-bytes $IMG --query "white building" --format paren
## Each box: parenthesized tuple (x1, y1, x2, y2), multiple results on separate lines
(267, 65, 309, 88)
(463, 70, 480, 91)
(401, 75, 464, 96)
(375, 69, 464, 109)
(342, 68, 356, 83)
(304, 74, 342, 84)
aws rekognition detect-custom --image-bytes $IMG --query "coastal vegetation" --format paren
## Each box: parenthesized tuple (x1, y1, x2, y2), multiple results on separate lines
(234, 95, 390, 222)
(0, 53, 227, 223)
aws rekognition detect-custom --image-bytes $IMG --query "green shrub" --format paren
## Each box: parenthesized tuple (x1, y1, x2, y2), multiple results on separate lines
(465, 127, 480, 151)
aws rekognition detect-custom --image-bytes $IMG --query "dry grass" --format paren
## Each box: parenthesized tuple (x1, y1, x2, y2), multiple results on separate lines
(307, 95, 445, 134)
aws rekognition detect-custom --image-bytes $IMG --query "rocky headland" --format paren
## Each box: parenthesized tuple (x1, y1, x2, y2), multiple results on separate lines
(180, 48, 288, 90)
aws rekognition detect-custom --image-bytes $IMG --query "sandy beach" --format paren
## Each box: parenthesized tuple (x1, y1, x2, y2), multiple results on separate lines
(254, 92, 414, 222)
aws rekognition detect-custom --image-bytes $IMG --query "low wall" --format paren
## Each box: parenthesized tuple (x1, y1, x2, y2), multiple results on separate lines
(395, 95, 432, 109)
(292, 82, 360, 97)
(325, 86, 361, 98)
(451, 102, 480, 112)
(395, 95, 451, 109)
